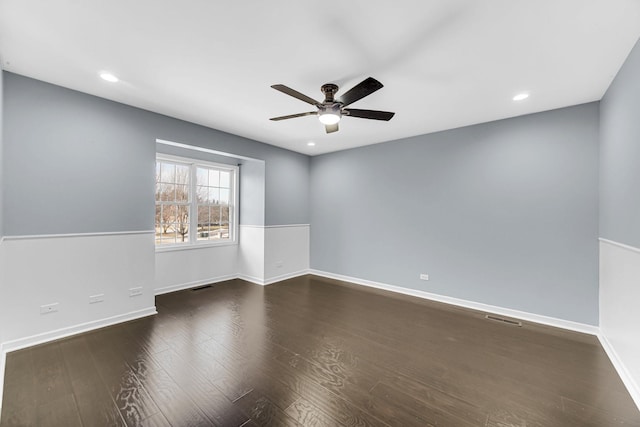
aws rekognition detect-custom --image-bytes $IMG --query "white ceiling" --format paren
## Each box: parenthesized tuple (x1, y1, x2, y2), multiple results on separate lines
(1, 1, 639, 156)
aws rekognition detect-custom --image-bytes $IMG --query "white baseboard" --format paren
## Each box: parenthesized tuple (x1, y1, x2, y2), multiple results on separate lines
(154, 274, 237, 295)
(309, 269, 599, 335)
(598, 333, 640, 411)
(157, 270, 310, 290)
(237, 274, 266, 286)
(264, 270, 310, 285)
(1, 306, 157, 355)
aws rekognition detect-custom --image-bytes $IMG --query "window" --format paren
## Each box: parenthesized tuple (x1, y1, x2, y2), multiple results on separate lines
(155, 155, 237, 248)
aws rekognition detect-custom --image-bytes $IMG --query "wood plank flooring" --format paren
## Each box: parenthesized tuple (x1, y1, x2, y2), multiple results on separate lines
(2, 275, 639, 426)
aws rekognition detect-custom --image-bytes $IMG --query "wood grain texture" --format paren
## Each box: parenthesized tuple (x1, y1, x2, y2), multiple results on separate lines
(2, 275, 640, 426)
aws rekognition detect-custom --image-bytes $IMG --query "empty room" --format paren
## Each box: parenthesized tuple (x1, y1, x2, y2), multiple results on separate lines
(0, 1, 639, 426)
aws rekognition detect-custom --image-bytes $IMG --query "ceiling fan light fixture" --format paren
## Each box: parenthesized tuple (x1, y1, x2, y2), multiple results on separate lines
(318, 111, 341, 125)
(318, 103, 342, 125)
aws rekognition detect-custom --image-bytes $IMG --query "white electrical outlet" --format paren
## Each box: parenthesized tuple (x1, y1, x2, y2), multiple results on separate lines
(275, 261, 284, 269)
(40, 303, 59, 314)
(419, 273, 429, 281)
(89, 293, 104, 304)
(129, 287, 143, 297)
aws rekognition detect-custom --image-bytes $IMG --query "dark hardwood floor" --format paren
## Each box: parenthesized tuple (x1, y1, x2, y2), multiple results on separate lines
(2, 275, 639, 426)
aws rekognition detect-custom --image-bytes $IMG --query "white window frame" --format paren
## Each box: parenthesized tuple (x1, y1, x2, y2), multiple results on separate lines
(155, 154, 239, 252)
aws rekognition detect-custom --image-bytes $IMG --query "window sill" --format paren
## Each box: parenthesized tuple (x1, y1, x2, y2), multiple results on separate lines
(155, 240, 238, 253)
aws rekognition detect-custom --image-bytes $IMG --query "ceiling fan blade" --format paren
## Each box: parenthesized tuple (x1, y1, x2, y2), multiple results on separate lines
(271, 84, 321, 106)
(338, 77, 384, 107)
(270, 111, 317, 121)
(343, 108, 395, 121)
(325, 123, 339, 133)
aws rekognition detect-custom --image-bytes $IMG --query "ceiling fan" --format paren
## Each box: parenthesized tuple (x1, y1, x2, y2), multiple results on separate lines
(269, 77, 395, 133)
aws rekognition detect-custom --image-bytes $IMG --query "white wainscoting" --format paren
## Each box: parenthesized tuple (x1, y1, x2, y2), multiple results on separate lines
(238, 225, 266, 284)
(264, 225, 310, 285)
(0, 231, 157, 349)
(599, 238, 640, 410)
(154, 244, 238, 294)
(237, 224, 310, 285)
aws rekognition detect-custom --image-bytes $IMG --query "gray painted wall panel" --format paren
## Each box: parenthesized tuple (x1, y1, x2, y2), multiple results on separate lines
(0, 68, 4, 239)
(239, 160, 266, 226)
(2, 72, 309, 234)
(310, 104, 600, 324)
(600, 38, 640, 248)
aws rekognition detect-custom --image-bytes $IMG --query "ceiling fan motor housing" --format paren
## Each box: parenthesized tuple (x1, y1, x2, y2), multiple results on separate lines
(321, 83, 339, 102)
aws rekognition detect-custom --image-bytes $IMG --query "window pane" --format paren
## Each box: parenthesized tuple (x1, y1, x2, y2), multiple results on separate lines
(197, 206, 209, 226)
(175, 164, 190, 185)
(219, 189, 230, 205)
(195, 186, 207, 203)
(175, 214, 189, 242)
(157, 158, 235, 247)
(161, 204, 174, 222)
(220, 171, 230, 188)
(196, 167, 208, 186)
(209, 170, 220, 187)
(209, 187, 220, 204)
(175, 185, 189, 202)
(160, 162, 175, 183)
(161, 184, 175, 201)
(210, 206, 221, 226)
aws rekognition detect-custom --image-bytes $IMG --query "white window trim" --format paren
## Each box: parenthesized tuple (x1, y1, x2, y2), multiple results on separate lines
(155, 153, 239, 252)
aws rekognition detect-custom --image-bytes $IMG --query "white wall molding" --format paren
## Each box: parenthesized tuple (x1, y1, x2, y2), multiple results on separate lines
(237, 274, 266, 286)
(239, 224, 310, 229)
(264, 224, 310, 229)
(264, 270, 309, 285)
(155, 274, 237, 295)
(238, 225, 265, 283)
(156, 138, 264, 163)
(1, 232, 156, 349)
(2, 230, 155, 241)
(599, 239, 640, 411)
(264, 225, 310, 283)
(598, 333, 640, 411)
(309, 269, 599, 335)
(599, 237, 640, 254)
(1, 307, 156, 354)
(155, 243, 237, 292)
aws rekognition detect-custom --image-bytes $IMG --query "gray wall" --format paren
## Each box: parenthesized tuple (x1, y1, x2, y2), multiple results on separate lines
(239, 160, 266, 226)
(2, 72, 309, 235)
(600, 38, 640, 248)
(0, 68, 4, 239)
(310, 103, 600, 325)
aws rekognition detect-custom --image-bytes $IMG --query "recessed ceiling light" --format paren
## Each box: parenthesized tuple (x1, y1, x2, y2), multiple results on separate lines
(307, 141, 316, 147)
(100, 72, 119, 83)
(513, 92, 529, 101)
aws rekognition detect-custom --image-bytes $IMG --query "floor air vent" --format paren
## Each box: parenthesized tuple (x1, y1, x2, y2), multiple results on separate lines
(191, 285, 212, 291)
(485, 314, 522, 327)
